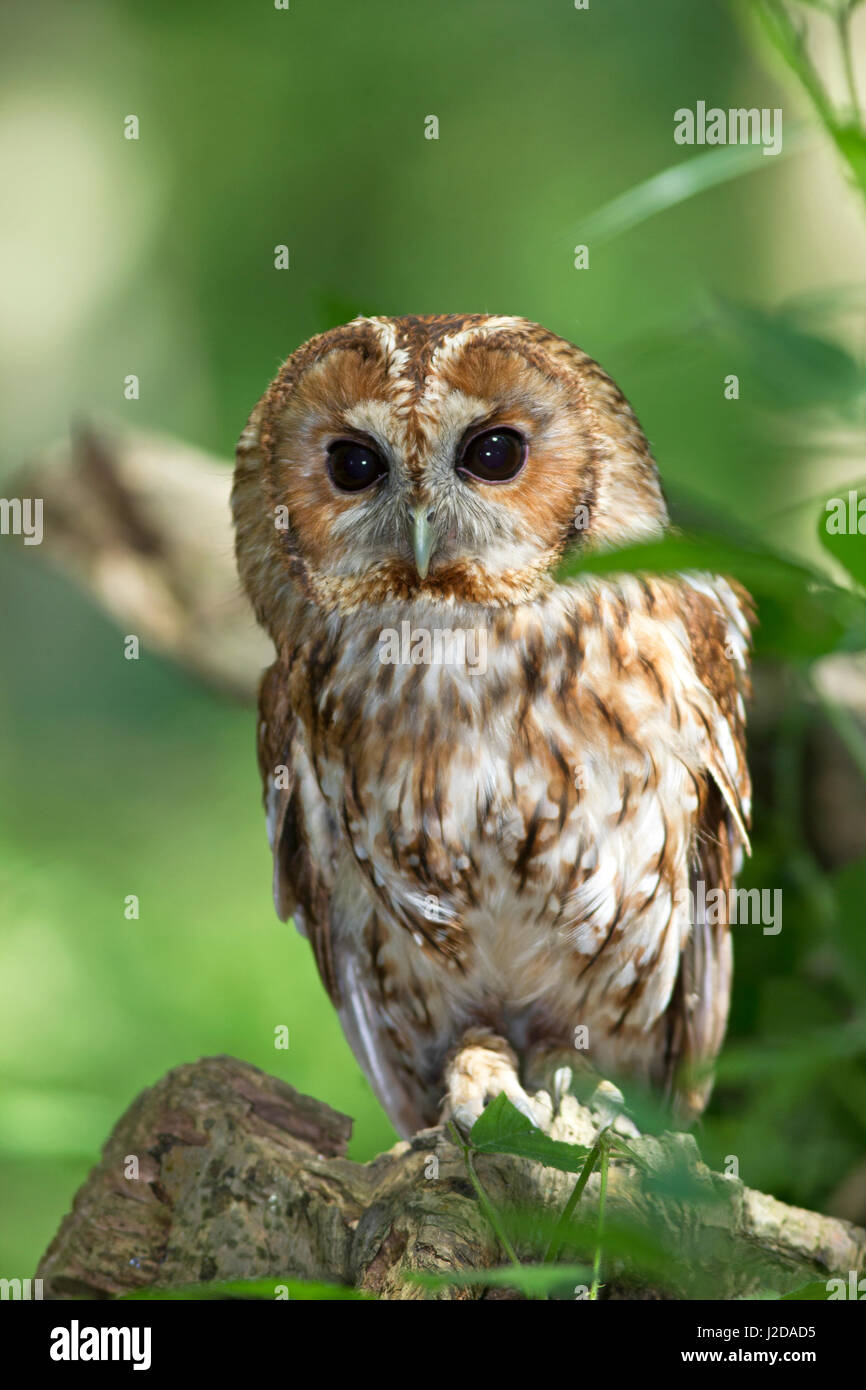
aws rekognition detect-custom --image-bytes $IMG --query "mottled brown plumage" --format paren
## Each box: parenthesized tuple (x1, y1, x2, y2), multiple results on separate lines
(233, 314, 752, 1135)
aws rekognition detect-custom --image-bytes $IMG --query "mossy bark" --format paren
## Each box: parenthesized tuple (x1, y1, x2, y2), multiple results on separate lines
(37, 1056, 866, 1302)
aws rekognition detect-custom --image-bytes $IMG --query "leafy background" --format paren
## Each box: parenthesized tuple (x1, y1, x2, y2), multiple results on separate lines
(1, 0, 866, 1280)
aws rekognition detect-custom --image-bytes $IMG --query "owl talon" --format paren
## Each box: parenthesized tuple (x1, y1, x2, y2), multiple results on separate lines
(531, 1089, 555, 1130)
(509, 1089, 548, 1128)
(525, 1050, 641, 1136)
(444, 1029, 546, 1136)
(552, 1066, 574, 1113)
(450, 1085, 544, 1137)
(450, 1102, 482, 1136)
(588, 1080, 639, 1137)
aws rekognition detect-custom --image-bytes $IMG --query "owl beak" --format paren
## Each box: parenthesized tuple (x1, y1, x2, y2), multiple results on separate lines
(411, 505, 438, 579)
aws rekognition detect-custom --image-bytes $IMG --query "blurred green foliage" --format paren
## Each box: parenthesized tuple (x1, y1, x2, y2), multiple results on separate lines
(2, 0, 866, 1286)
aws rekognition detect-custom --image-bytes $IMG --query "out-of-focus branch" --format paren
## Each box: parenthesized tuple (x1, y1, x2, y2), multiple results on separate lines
(12, 421, 271, 700)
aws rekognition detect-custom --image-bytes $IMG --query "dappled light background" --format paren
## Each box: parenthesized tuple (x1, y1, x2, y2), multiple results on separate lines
(2, 0, 866, 1276)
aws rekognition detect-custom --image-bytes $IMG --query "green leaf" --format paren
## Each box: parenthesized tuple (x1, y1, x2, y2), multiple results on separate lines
(556, 528, 866, 661)
(779, 1279, 836, 1300)
(835, 123, 866, 193)
(411, 1263, 592, 1296)
(819, 488, 866, 587)
(120, 1278, 371, 1301)
(469, 1093, 591, 1172)
(579, 128, 810, 246)
(711, 297, 865, 411)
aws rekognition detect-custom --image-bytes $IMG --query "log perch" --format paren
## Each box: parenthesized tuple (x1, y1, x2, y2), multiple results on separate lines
(36, 1056, 866, 1301)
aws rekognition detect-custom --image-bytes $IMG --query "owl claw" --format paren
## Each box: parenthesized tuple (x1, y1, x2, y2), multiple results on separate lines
(525, 1050, 641, 1137)
(510, 1089, 550, 1129)
(588, 1079, 640, 1137)
(444, 1029, 546, 1136)
(552, 1066, 574, 1111)
(445, 1035, 639, 1140)
(450, 1083, 547, 1137)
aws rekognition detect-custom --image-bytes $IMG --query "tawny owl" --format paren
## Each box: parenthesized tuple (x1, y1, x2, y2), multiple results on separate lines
(232, 314, 752, 1137)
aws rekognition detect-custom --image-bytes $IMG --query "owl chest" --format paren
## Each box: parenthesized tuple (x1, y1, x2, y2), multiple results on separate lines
(314, 653, 557, 874)
(306, 624, 691, 959)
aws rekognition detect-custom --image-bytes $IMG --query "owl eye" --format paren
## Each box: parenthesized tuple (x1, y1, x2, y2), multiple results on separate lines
(327, 440, 388, 493)
(457, 428, 526, 483)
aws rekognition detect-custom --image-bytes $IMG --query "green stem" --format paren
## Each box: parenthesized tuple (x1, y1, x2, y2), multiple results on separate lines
(544, 1132, 604, 1264)
(448, 1122, 522, 1270)
(755, 0, 838, 129)
(838, 4, 862, 125)
(589, 1137, 610, 1301)
(751, 0, 866, 206)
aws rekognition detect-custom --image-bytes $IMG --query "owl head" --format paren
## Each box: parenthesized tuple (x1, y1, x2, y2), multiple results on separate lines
(232, 314, 668, 632)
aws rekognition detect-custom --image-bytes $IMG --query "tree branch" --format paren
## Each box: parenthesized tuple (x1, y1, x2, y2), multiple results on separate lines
(13, 420, 270, 700)
(36, 1057, 866, 1301)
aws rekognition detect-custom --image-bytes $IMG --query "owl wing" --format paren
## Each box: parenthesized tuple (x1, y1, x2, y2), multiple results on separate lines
(257, 661, 435, 1136)
(662, 576, 753, 1120)
(256, 661, 339, 992)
